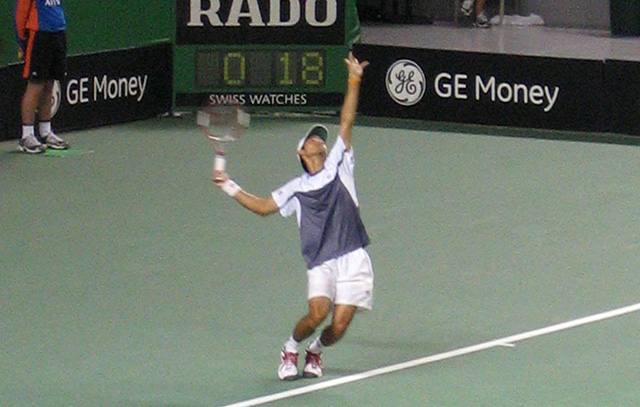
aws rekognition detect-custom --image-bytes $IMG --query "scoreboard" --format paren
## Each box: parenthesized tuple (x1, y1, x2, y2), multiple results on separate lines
(174, 0, 360, 108)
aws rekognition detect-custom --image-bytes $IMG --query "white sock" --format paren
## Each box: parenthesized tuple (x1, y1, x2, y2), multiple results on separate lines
(22, 125, 35, 139)
(307, 336, 324, 354)
(284, 335, 299, 353)
(39, 121, 52, 137)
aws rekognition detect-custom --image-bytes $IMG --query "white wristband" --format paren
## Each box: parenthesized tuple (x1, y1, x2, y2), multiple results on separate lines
(221, 179, 242, 197)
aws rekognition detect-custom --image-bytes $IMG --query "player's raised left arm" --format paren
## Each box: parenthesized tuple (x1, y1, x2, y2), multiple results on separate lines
(339, 52, 369, 151)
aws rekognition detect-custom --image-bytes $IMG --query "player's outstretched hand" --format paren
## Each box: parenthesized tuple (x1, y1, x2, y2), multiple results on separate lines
(213, 170, 229, 186)
(213, 170, 242, 198)
(344, 51, 369, 78)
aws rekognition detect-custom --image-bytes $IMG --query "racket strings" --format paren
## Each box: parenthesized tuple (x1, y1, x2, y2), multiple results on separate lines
(198, 106, 249, 142)
(197, 105, 251, 158)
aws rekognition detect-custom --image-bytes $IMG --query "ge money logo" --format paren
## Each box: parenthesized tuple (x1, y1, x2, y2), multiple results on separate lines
(51, 80, 61, 117)
(386, 59, 426, 106)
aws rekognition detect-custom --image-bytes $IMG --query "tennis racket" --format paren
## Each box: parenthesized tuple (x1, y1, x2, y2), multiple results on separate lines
(196, 103, 250, 179)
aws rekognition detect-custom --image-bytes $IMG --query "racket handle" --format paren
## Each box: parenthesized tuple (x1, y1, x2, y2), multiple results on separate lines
(214, 152, 226, 172)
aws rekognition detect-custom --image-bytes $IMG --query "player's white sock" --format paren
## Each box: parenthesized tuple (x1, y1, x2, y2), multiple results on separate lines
(22, 125, 35, 139)
(307, 336, 324, 354)
(39, 121, 52, 136)
(284, 335, 299, 353)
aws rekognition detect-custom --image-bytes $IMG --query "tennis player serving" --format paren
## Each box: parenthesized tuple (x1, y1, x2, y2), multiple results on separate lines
(213, 52, 372, 380)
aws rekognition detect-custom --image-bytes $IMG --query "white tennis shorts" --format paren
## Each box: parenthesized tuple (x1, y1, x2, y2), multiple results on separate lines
(307, 248, 374, 311)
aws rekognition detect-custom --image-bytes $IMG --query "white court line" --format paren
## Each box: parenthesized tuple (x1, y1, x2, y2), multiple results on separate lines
(221, 302, 640, 407)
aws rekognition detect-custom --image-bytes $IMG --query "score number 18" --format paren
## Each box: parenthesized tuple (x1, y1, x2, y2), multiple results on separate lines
(196, 50, 326, 89)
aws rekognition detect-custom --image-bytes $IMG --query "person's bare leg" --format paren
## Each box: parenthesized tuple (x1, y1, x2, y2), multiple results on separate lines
(18, 81, 49, 152)
(37, 81, 54, 123)
(21, 81, 46, 127)
(476, 0, 487, 15)
(279, 297, 332, 380)
(293, 296, 332, 342)
(319, 304, 358, 346)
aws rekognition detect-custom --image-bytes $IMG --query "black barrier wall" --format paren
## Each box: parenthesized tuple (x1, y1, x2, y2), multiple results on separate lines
(0, 43, 173, 141)
(355, 44, 640, 137)
(0, 66, 9, 140)
(56, 43, 173, 131)
(605, 60, 640, 135)
(354, 44, 616, 134)
(1, 63, 25, 141)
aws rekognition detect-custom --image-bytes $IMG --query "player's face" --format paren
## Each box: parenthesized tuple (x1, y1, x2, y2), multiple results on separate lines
(303, 135, 327, 156)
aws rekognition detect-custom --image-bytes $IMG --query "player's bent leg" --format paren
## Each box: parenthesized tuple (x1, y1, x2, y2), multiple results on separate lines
(293, 296, 332, 342)
(321, 304, 357, 346)
(302, 305, 357, 379)
(280, 297, 331, 381)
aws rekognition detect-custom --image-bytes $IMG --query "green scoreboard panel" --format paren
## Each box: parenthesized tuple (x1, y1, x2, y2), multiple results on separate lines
(174, 0, 359, 109)
(195, 49, 326, 89)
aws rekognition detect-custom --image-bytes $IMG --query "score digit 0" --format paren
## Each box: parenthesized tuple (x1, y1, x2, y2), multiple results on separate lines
(223, 52, 246, 86)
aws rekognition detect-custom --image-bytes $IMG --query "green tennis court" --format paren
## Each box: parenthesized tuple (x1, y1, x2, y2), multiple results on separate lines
(2, 115, 639, 407)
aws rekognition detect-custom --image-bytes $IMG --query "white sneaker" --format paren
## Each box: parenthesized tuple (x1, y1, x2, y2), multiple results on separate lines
(17, 135, 47, 154)
(278, 350, 299, 381)
(461, 0, 474, 16)
(41, 132, 70, 150)
(302, 350, 323, 378)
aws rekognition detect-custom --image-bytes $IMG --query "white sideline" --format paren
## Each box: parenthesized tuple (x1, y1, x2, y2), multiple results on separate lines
(220, 302, 640, 407)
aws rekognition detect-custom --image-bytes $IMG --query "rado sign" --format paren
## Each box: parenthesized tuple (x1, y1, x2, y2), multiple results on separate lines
(176, 0, 345, 45)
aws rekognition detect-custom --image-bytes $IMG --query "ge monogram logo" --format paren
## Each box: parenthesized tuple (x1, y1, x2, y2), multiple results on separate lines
(385, 59, 426, 106)
(51, 80, 61, 117)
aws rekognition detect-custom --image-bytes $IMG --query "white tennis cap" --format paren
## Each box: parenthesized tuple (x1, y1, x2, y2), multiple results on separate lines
(297, 124, 328, 172)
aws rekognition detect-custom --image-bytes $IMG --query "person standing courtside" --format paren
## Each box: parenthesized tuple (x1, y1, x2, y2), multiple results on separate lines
(15, 0, 69, 154)
(213, 52, 373, 380)
(461, 0, 490, 28)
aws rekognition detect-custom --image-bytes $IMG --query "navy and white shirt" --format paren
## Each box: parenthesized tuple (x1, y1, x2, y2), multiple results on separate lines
(272, 136, 370, 269)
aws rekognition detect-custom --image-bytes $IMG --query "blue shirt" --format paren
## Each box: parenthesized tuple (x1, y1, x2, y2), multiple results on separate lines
(15, 0, 66, 49)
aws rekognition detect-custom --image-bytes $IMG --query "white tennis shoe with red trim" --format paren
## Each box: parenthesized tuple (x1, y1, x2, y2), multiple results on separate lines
(302, 350, 323, 378)
(278, 350, 299, 381)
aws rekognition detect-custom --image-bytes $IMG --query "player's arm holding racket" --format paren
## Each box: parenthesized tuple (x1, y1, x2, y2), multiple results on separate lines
(213, 171, 279, 216)
(339, 52, 369, 151)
